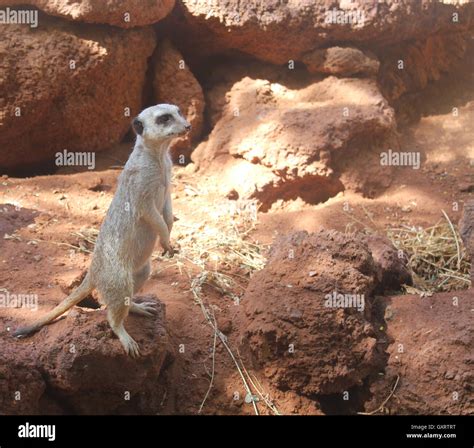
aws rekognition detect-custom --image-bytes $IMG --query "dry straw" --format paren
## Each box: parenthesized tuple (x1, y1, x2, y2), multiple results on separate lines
(343, 207, 471, 293)
(387, 210, 471, 293)
(154, 199, 266, 298)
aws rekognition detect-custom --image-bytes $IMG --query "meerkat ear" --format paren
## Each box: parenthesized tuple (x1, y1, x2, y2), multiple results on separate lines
(132, 117, 144, 135)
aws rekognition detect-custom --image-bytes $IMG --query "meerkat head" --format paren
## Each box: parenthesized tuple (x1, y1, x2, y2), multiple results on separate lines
(132, 104, 191, 147)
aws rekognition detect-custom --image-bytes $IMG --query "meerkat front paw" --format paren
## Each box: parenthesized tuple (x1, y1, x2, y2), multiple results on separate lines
(161, 245, 175, 257)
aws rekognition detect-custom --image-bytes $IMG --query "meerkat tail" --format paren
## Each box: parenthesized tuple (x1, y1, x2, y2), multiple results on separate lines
(13, 273, 94, 337)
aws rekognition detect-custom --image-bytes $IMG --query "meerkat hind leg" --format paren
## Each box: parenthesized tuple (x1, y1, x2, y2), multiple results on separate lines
(107, 299, 140, 358)
(130, 261, 157, 318)
(132, 262, 151, 294)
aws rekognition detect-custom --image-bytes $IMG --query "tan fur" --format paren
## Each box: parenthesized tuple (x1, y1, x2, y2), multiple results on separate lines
(13, 104, 191, 357)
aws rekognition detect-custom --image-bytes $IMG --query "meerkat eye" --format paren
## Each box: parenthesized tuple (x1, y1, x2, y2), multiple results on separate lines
(156, 114, 172, 125)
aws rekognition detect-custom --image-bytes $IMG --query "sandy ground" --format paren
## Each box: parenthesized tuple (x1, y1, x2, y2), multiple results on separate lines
(0, 58, 473, 414)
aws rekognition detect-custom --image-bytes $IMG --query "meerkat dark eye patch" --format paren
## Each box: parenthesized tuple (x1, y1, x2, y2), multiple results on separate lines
(156, 114, 173, 125)
(132, 118, 144, 135)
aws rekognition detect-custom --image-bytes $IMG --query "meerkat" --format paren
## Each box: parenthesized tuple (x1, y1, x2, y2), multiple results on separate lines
(13, 104, 191, 357)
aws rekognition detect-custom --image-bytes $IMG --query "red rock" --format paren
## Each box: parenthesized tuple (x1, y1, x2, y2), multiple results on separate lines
(166, 0, 474, 66)
(379, 32, 469, 101)
(193, 70, 397, 210)
(152, 40, 205, 161)
(0, 0, 175, 28)
(0, 18, 156, 170)
(1, 295, 171, 414)
(237, 230, 399, 396)
(303, 47, 380, 77)
(363, 235, 412, 292)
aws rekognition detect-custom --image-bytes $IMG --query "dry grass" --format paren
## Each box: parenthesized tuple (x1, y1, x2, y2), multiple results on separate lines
(154, 200, 267, 302)
(387, 211, 470, 293)
(344, 208, 470, 293)
(71, 228, 99, 254)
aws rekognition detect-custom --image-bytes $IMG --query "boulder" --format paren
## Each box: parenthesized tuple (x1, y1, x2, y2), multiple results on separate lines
(152, 39, 205, 161)
(166, 0, 474, 66)
(302, 46, 380, 77)
(193, 71, 397, 210)
(0, 0, 175, 28)
(238, 230, 407, 396)
(0, 17, 156, 171)
(1, 295, 171, 414)
(378, 31, 469, 102)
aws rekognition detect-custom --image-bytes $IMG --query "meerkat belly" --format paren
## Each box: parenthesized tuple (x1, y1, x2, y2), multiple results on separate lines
(154, 189, 167, 214)
(131, 220, 158, 268)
